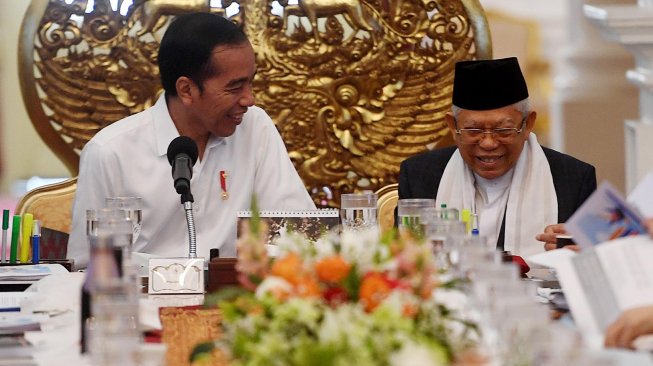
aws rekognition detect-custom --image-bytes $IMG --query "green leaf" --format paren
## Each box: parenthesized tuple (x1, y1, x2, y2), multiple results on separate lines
(204, 286, 251, 307)
(342, 264, 361, 301)
(189, 341, 215, 363)
(250, 195, 261, 234)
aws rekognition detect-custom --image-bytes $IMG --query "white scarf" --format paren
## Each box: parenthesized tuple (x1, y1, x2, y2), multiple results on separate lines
(436, 133, 557, 258)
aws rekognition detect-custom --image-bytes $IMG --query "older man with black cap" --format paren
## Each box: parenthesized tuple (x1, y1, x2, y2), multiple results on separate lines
(398, 57, 596, 259)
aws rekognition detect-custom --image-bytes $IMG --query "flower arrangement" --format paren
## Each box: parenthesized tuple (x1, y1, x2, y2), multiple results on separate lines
(193, 216, 479, 366)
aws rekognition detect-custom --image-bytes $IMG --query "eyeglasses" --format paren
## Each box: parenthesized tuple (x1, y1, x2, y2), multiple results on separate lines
(454, 117, 527, 144)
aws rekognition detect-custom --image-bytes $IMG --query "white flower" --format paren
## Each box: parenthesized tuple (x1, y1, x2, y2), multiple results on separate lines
(313, 236, 336, 259)
(318, 308, 345, 343)
(317, 304, 370, 349)
(275, 230, 307, 256)
(255, 276, 293, 299)
(380, 291, 418, 316)
(340, 229, 378, 270)
(279, 298, 321, 325)
(389, 340, 446, 366)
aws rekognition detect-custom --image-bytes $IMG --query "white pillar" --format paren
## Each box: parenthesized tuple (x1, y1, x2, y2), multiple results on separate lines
(551, 0, 638, 192)
(585, 1, 653, 192)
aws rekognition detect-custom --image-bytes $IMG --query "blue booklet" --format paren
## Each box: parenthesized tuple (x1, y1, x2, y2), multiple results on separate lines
(566, 181, 647, 249)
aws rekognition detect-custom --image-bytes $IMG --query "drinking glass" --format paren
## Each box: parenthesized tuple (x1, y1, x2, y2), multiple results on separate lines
(106, 197, 143, 245)
(422, 216, 466, 272)
(87, 209, 98, 237)
(340, 192, 378, 233)
(397, 198, 436, 237)
(89, 280, 140, 366)
(90, 208, 133, 278)
(458, 235, 495, 278)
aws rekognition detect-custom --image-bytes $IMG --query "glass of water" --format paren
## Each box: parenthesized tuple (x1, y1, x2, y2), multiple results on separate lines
(340, 192, 378, 233)
(90, 208, 133, 278)
(106, 197, 143, 245)
(89, 279, 140, 366)
(397, 198, 436, 237)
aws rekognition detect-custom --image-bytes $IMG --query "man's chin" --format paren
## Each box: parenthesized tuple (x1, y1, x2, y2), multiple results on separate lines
(213, 126, 238, 138)
(473, 168, 508, 180)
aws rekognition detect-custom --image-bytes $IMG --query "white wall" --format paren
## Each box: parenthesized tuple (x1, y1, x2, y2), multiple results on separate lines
(0, 0, 69, 199)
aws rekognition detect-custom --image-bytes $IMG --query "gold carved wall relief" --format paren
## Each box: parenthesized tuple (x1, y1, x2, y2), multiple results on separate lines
(19, 0, 491, 207)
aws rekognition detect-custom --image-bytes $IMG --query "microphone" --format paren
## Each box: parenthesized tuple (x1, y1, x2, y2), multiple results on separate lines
(166, 136, 199, 202)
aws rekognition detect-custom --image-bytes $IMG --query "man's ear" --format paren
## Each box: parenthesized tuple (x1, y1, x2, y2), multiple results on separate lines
(524, 110, 537, 134)
(176, 76, 196, 106)
(445, 112, 457, 133)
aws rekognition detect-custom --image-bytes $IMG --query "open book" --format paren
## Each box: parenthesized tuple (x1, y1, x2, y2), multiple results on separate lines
(529, 174, 653, 348)
(531, 236, 653, 348)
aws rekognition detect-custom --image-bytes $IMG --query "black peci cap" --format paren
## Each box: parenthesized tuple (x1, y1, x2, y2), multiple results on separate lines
(452, 57, 529, 111)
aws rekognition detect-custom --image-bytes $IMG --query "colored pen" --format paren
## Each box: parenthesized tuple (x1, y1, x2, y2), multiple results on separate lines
(21, 214, 33, 263)
(0, 307, 20, 313)
(461, 209, 471, 234)
(471, 212, 479, 233)
(1, 209, 8, 263)
(32, 220, 41, 264)
(10, 215, 21, 264)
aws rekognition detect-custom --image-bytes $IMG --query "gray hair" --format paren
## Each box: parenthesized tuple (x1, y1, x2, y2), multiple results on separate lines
(451, 98, 531, 120)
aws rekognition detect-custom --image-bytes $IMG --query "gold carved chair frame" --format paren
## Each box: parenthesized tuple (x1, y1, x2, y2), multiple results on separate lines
(19, 0, 491, 208)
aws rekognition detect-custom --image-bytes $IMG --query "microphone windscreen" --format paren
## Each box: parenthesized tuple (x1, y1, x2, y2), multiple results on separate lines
(166, 136, 199, 165)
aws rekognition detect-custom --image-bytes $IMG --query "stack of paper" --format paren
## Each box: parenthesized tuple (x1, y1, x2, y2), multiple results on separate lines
(0, 313, 47, 335)
(0, 292, 34, 312)
(0, 264, 67, 282)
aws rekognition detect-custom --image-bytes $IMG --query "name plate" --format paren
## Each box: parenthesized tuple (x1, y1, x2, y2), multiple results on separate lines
(148, 257, 205, 294)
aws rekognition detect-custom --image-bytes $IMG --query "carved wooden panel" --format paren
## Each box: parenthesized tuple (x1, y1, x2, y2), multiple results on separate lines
(19, 0, 491, 207)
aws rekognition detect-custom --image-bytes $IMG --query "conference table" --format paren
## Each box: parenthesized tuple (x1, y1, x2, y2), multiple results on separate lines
(3, 263, 653, 366)
(0, 265, 234, 366)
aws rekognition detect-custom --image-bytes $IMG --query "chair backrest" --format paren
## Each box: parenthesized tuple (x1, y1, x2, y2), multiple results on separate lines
(19, 0, 491, 209)
(375, 183, 398, 234)
(14, 178, 76, 259)
(15, 178, 77, 234)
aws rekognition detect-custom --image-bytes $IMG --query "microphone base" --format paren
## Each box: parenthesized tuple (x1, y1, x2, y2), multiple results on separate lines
(147, 257, 205, 294)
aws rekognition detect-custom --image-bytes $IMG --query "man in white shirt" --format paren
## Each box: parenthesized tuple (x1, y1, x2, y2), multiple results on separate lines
(68, 13, 315, 268)
(398, 57, 596, 259)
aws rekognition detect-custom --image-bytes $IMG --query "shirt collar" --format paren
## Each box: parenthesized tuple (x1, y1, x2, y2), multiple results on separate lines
(474, 167, 515, 193)
(153, 93, 227, 157)
(153, 94, 181, 157)
(206, 134, 225, 151)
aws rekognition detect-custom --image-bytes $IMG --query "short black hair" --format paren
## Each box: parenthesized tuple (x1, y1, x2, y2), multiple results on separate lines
(158, 12, 249, 96)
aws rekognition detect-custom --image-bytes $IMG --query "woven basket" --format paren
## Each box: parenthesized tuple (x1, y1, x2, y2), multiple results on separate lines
(159, 307, 227, 366)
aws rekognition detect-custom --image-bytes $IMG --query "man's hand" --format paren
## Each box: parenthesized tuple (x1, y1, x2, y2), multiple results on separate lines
(536, 224, 579, 251)
(605, 305, 653, 349)
(646, 218, 653, 237)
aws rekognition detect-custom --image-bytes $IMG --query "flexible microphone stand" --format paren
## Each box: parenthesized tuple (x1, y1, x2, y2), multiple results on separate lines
(164, 136, 204, 293)
(167, 136, 200, 259)
(181, 192, 197, 258)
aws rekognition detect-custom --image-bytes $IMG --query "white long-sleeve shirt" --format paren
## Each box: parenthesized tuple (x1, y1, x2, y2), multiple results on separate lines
(68, 94, 315, 268)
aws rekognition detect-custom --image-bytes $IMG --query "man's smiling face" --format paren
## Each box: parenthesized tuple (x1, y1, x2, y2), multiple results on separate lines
(446, 105, 535, 180)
